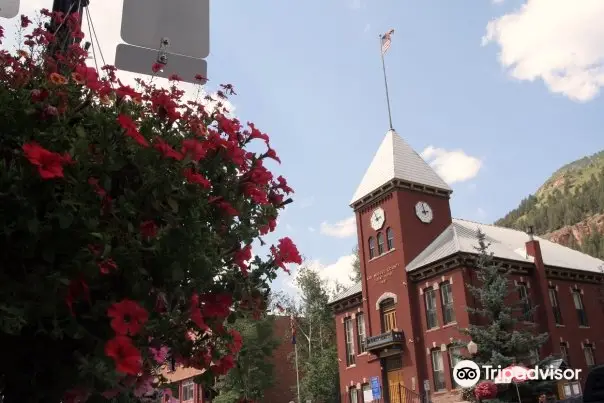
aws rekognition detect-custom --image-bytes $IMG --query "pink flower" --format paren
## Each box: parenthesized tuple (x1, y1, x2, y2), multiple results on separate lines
(149, 345, 170, 364)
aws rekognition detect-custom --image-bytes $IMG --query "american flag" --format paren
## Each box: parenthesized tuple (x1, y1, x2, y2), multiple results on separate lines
(290, 314, 297, 345)
(381, 29, 395, 55)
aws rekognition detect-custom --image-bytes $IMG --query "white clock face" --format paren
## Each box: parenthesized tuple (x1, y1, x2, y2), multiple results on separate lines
(370, 207, 386, 230)
(415, 201, 433, 224)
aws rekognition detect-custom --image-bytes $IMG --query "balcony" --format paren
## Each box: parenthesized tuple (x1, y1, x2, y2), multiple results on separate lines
(365, 330, 404, 357)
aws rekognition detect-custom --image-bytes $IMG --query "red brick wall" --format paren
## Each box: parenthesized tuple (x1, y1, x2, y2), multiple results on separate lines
(262, 315, 297, 403)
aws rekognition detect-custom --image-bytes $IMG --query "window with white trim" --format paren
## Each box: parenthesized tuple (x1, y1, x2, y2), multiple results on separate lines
(440, 281, 455, 325)
(584, 344, 595, 367)
(449, 346, 462, 387)
(344, 317, 356, 366)
(349, 387, 358, 403)
(573, 290, 588, 327)
(431, 350, 446, 392)
(518, 283, 532, 321)
(182, 380, 194, 401)
(549, 287, 563, 325)
(377, 232, 384, 255)
(560, 342, 571, 367)
(386, 227, 394, 250)
(425, 288, 438, 329)
(357, 313, 366, 354)
(368, 237, 375, 259)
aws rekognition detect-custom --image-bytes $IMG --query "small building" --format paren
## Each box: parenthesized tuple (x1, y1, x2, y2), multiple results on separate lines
(161, 315, 297, 403)
(329, 129, 604, 403)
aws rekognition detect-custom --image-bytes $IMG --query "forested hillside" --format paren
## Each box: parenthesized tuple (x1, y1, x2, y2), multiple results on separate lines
(495, 150, 604, 259)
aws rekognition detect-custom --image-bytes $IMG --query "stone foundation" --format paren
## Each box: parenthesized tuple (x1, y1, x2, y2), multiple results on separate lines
(430, 390, 469, 403)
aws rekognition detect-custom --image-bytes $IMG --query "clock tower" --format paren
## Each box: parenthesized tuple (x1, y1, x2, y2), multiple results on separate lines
(350, 129, 453, 392)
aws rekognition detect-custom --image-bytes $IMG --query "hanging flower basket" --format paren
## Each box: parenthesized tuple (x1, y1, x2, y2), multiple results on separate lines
(0, 8, 300, 402)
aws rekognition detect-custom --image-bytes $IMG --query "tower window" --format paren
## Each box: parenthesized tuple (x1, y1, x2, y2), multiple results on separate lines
(518, 283, 532, 321)
(440, 281, 455, 325)
(368, 237, 375, 259)
(380, 298, 396, 332)
(584, 344, 595, 367)
(424, 288, 438, 329)
(560, 342, 571, 366)
(572, 290, 588, 327)
(386, 227, 394, 250)
(377, 232, 384, 255)
(549, 287, 563, 325)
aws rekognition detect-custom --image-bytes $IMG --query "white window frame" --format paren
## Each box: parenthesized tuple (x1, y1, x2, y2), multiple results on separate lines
(344, 317, 356, 366)
(584, 344, 595, 367)
(431, 350, 446, 392)
(357, 313, 366, 354)
(425, 288, 438, 329)
(440, 281, 455, 324)
(182, 380, 194, 402)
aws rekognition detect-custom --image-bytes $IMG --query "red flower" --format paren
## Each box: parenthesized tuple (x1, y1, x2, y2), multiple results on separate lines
(20, 14, 32, 28)
(116, 114, 149, 148)
(271, 237, 302, 269)
(154, 137, 183, 160)
(140, 220, 158, 239)
(202, 293, 233, 318)
(217, 201, 239, 217)
(168, 74, 182, 81)
(211, 354, 235, 375)
(234, 244, 252, 275)
(88, 177, 107, 197)
(183, 168, 211, 189)
(115, 82, 141, 100)
(247, 122, 269, 144)
(195, 74, 207, 82)
(189, 293, 209, 331)
(151, 62, 163, 73)
(474, 381, 498, 400)
(181, 138, 207, 161)
(264, 147, 281, 163)
(107, 299, 149, 336)
(248, 162, 273, 186)
(242, 183, 269, 205)
(30, 89, 49, 103)
(275, 175, 294, 194)
(65, 278, 90, 316)
(259, 217, 277, 235)
(228, 329, 243, 353)
(105, 336, 142, 375)
(22, 142, 73, 179)
(98, 258, 117, 274)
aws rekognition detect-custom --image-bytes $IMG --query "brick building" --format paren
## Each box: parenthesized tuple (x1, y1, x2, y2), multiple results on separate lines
(328, 130, 604, 403)
(161, 315, 296, 403)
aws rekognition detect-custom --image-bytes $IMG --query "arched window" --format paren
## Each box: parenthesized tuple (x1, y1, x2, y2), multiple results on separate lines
(368, 237, 375, 258)
(386, 227, 394, 250)
(377, 232, 384, 255)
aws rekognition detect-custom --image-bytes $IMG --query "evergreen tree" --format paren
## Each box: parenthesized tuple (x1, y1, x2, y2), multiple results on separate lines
(214, 315, 280, 403)
(459, 230, 551, 402)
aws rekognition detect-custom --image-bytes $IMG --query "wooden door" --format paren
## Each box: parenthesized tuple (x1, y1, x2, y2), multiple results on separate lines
(388, 370, 404, 403)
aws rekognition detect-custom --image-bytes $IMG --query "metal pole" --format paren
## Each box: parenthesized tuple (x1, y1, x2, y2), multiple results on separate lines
(379, 35, 394, 131)
(295, 342, 301, 403)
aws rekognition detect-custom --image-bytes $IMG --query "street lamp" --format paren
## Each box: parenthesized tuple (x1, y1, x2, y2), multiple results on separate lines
(468, 340, 478, 355)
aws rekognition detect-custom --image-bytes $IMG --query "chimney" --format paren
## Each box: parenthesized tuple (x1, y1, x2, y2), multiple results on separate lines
(525, 227, 542, 263)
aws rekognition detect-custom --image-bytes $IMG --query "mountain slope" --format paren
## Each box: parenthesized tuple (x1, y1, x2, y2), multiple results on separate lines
(495, 150, 604, 259)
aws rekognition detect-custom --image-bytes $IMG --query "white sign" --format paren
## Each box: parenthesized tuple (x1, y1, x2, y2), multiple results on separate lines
(121, 0, 209, 59)
(0, 0, 19, 19)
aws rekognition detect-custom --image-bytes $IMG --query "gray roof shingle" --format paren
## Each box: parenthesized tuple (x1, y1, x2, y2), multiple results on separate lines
(350, 130, 452, 205)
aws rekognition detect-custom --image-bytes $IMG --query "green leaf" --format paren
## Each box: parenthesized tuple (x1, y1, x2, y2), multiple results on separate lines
(75, 126, 86, 138)
(42, 247, 55, 263)
(90, 232, 103, 239)
(59, 213, 73, 229)
(171, 263, 184, 282)
(168, 198, 179, 213)
(27, 218, 39, 234)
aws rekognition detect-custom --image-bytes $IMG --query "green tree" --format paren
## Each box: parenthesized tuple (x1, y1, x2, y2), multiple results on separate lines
(458, 230, 551, 402)
(280, 267, 340, 403)
(214, 315, 280, 403)
(349, 245, 362, 283)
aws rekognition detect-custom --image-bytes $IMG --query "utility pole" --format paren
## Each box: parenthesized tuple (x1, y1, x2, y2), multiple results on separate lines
(49, 0, 89, 55)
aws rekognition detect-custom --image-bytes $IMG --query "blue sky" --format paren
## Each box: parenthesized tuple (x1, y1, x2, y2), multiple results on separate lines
(3, 0, 604, 294)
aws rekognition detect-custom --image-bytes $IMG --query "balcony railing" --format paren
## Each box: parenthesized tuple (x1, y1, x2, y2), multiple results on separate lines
(365, 330, 404, 353)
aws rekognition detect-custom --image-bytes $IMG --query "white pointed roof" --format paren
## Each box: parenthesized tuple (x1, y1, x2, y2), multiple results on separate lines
(350, 130, 452, 205)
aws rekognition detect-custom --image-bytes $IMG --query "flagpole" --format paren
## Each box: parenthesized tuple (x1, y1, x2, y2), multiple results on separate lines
(295, 342, 301, 403)
(379, 34, 394, 131)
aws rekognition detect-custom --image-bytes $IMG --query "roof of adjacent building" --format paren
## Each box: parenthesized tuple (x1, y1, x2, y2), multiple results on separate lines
(329, 218, 604, 304)
(350, 130, 452, 205)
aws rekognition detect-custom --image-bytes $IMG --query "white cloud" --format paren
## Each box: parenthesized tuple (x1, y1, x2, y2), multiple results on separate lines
(482, 0, 604, 102)
(363, 23, 371, 33)
(320, 216, 356, 238)
(308, 227, 316, 232)
(420, 146, 482, 184)
(287, 254, 357, 292)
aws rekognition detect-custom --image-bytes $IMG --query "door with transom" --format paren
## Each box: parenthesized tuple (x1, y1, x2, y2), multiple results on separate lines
(386, 355, 404, 403)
